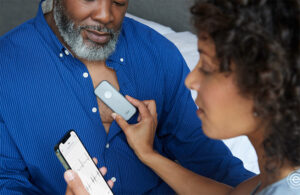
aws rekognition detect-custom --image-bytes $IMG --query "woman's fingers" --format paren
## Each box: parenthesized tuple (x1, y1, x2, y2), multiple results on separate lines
(112, 113, 130, 134)
(99, 166, 107, 176)
(125, 95, 151, 119)
(98, 168, 114, 189)
(107, 180, 114, 189)
(143, 100, 156, 116)
(92, 157, 98, 165)
(65, 185, 74, 195)
(142, 100, 157, 124)
(64, 170, 88, 195)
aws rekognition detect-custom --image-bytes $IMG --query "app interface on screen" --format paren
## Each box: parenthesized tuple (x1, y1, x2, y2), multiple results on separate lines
(60, 132, 113, 195)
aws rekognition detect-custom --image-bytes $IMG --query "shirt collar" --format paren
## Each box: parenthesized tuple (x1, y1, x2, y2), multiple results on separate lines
(106, 25, 128, 70)
(34, 0, 65, 54)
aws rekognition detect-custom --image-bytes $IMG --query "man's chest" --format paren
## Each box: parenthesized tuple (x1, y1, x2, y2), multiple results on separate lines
(85, 63, 120, 132)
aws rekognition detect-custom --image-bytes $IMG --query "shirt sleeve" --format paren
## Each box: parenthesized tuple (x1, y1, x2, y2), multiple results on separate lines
(157, 48, 256, 187)
(0, 116, 43, 194)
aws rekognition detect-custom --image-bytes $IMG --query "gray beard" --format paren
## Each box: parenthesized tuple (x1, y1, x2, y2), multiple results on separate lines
(53, 0, 120, 61)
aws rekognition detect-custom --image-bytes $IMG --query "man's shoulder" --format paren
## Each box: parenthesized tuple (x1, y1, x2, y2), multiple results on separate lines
(122, 17, 187, 73)
(0, 19, 39, 72)
(123, 17, 179, 52)
(0, 19, 36, 51)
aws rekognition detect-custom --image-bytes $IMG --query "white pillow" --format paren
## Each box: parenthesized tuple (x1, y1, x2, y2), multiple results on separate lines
(164, 31, 199, 73)
(125, 13, 175, 35)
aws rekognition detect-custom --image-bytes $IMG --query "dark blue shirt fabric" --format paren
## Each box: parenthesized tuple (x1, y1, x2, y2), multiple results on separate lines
(0, 1, 255, 194)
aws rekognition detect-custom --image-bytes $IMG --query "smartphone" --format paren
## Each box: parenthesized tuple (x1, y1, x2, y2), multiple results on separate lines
(94, 80, 136, 121)
(54, 130, 113, 195)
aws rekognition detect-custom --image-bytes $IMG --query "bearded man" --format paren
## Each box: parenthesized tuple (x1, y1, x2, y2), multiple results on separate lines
(0, 0, 255, 194)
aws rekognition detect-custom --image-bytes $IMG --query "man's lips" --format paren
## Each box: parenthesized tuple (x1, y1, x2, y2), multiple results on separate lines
(84, 29, 111, 44)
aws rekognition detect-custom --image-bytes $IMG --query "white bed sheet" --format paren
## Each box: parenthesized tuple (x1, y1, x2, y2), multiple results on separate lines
(126, 13, 260, 174)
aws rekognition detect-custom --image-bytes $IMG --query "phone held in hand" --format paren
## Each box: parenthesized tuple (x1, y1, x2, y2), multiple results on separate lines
(94, 80, 136, 121)
(54, 130, 113, 195)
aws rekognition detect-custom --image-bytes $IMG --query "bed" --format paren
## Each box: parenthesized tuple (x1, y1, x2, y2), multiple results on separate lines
(126, 13, 260, 175)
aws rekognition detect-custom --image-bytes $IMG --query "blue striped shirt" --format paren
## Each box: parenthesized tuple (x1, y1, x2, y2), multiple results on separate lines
(0, 1, 255, 194)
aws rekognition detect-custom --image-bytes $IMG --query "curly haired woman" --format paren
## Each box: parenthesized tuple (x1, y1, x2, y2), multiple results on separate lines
(64, 0, 300, 194)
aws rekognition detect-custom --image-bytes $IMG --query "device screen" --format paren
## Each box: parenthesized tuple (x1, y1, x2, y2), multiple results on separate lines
(58, 131, 113, 195)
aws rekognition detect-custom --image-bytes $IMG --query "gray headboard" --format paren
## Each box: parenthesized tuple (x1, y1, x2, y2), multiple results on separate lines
(128, 0, 195, 32)
(0, 0, 195, 36)
(0, 0, 40, 35)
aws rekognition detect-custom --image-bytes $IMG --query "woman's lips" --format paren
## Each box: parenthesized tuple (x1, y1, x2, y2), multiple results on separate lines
(84, 29, 111, 44)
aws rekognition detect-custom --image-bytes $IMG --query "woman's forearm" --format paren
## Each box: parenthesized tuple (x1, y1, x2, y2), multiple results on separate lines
(140, 151, 233, 195)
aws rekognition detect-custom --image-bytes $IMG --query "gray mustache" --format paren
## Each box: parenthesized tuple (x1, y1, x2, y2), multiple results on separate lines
(80, 25, 114, 34)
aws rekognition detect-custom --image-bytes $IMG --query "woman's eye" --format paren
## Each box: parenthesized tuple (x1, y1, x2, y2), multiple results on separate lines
(83, 0, 125, 5)
(113, 1, 126, 6)
(198, 67, 212, 75)
(198, 60, 213, 75)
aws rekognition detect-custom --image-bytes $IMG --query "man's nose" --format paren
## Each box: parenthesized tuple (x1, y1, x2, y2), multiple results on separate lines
(91, 1, 114, 25)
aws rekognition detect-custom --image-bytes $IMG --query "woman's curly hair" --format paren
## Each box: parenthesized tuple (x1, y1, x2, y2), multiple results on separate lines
(191, 0, 300, 170)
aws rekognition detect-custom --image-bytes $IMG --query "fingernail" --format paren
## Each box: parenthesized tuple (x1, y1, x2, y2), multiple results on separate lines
(111, 177, 117, 183)
(65, 170, 74, 181)
(111, 113, 117, 120)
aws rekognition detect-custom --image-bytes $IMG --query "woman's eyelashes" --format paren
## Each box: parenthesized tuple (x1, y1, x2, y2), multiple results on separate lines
(83, 0, 126, 6)
(113, 1, 126, 6)
(199, 67, 211, 75)
(199, 60, 214, 75)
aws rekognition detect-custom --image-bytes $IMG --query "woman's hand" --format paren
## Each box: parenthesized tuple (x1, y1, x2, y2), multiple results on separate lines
(112, 95, 158, 161)
(64, 158, 114, 195)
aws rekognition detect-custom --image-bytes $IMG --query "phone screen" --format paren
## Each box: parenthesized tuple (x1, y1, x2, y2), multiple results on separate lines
(57, 131, 113, 195)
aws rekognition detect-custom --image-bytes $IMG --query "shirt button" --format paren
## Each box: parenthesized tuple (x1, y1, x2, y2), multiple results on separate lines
(111, 177, 116, 183)
(83, 72, 89, 78)
(105, 143, 110, 149)
(92, 107, 98, 113)
(59, 53, 63, 58)
(120, 58, 124, 63)
(64, 50, 70, 55)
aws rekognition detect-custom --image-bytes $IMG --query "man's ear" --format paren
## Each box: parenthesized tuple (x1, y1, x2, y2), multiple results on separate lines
(42, 0, 54, 14)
